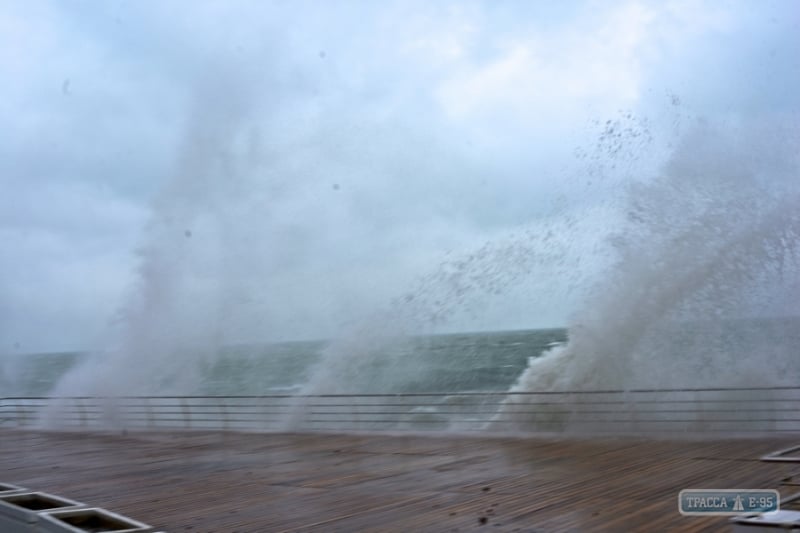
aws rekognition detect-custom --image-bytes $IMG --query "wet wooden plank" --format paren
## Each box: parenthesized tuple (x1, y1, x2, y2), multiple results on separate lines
(1, 429, 798, 532)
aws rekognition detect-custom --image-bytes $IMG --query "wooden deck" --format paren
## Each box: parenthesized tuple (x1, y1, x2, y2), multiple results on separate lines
(2, 429, 799, 532)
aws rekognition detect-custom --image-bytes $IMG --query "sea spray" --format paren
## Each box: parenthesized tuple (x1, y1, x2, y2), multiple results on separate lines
(286, 110, 657, 427)
(284, 211, 602, 430)
(495, 118, 800, 432)
(298, 226, 574, 391)
(45, 76, 268, 409)
(284, 113, 650, 428)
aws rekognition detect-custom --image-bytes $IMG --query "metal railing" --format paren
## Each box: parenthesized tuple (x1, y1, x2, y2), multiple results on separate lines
(2, 386, 799, 435)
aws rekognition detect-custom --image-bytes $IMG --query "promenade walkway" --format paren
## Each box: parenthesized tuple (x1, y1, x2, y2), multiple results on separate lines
(1, 429, 798, 532)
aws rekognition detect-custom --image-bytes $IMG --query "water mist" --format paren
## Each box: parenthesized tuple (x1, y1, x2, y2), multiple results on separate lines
(496, 118, 800, 431)
(47, 76, 268, 403)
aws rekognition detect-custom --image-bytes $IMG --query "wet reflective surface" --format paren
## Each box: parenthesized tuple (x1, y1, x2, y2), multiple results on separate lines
(1, 430, 798, 532)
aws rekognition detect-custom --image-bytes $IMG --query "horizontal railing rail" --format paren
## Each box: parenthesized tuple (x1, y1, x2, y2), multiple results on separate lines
(2, 387, 799, 434)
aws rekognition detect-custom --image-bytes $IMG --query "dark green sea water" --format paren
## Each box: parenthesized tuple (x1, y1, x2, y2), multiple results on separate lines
(0, 328, 567, 397)
(4, 317, 798, 398)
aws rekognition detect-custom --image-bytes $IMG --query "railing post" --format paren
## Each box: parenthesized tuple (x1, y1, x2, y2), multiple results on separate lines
(145, 397, 153, 429)
(181, 398, 190, 429)
(16, 401, 23, 428)
(220, 398, 228, 431)
(79, 398, 87, 428)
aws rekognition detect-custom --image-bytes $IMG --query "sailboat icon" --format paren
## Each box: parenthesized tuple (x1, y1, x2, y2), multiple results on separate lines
(733, 495, 745, 512)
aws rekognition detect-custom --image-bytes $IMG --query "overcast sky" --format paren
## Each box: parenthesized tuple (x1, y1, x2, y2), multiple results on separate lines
(1, 0, 799, 354)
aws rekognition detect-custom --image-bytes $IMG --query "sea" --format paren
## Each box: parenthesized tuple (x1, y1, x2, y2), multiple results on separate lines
(2, 320, 799, 433)
(4, 316, 800, 400)
(0, 328, 567, 398)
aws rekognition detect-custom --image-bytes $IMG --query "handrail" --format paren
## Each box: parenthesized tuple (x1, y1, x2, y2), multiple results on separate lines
(2, 387, 799, 435)
(4, 385, 800, 401)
